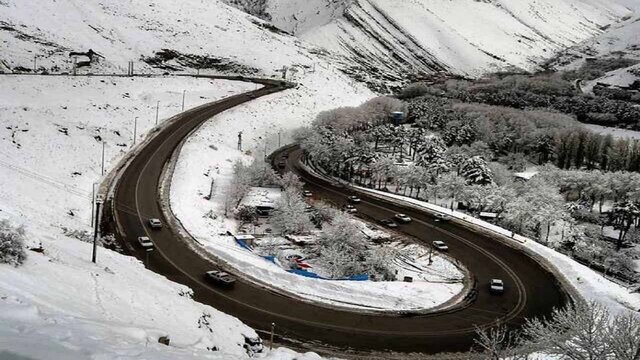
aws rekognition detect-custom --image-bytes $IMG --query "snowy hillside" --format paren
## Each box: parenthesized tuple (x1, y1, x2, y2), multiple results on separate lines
(225, 0, 633, 82)
(0, 76, 325, 360)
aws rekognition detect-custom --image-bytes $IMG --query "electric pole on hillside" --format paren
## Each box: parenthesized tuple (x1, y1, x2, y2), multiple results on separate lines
(101, 141, 106, 176)
(207, 178, 215, 201)
(133, 117, 138, 145)
(92, 194, 104, 263)
(181, 90, 186, 111)
(269, 323, 275, 350)
(155, 101, 160, 125)
(237, 131, 243, 151)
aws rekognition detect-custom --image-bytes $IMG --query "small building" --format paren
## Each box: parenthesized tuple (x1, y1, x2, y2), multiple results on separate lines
(513, 171, 538, 182)
(234, 234, 256, 248)
(479, 212, 499, 220)
(240, 187, 282, 216)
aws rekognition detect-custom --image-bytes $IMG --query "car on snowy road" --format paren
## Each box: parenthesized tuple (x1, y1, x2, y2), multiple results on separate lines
(205, 270, 236, 288)
(432, 241, 449, 251)
(148, 218, 163, 229)
(347, 196, 361, 204)
(489, 279, 505, 294)
(137, 236, 154, 249)
(434, 213, 451, 222)
(379, 219, 398, 228)
(302, 190, 313, 197)
(343, 204, 357, 214)
(394, 213, 412, 223)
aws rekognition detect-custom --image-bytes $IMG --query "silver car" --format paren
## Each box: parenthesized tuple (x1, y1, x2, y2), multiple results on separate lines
(137, 236, 154, 249)
(148, 218, 162, 229)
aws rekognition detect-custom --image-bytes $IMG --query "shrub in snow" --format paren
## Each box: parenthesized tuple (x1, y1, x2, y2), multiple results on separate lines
(0, 219, 27, 266)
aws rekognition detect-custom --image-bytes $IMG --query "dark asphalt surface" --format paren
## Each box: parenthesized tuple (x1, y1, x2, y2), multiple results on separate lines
(111, 83, 568, 357)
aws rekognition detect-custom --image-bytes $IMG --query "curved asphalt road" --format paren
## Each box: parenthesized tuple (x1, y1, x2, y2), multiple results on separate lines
(111, 82, 568, 356)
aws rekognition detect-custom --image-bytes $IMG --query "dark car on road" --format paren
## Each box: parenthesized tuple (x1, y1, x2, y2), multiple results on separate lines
(490, 279, 505, 294)
(379, 219, 398, 228)
(348, 195, 362, 204)
(432, 240, 449, 251)
(205, 270, 236, 288)
(434, 213, 451, 222)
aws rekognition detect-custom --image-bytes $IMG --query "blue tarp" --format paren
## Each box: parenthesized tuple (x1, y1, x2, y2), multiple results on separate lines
(235, 239, 252, 251)
(262, 255, 277, 264)
(287, 269, 368, 281)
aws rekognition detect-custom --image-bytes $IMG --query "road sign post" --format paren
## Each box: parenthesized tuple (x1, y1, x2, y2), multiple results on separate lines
(92, 194, 104, 263)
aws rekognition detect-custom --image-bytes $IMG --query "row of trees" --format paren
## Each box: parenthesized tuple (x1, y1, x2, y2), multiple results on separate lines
(407, 94, 640, 174)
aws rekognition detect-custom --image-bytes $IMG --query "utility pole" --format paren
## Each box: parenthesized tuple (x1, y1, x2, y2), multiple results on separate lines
(264, 133, 268, 161)
(181, 90, 186, 111)
(145, 248, 153, 268)
(33, 55, 37, 72)
(155, 101, 160, 125)
(101, 141, 106, 176)
(278, 131, 281, 148)
(237, 131, 243, 151)
(91, 183, 96, 227)
(269, 323, 275, 350)
(72, 57, 77, 76)
(133, 117, 138, 145)
(207, 178, 215, 200)
(92, 194, 104, 263)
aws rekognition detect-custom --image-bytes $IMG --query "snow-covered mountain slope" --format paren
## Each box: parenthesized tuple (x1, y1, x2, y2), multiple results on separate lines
(551, 1, 640, 89)
(225, 0, 633, 80)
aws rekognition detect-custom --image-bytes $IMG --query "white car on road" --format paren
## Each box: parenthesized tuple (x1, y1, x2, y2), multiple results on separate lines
(148, 218, 163, 229)
(394, 213, 412, 223)
(432, 240, 449, 251)
(138, 236, 154, 249)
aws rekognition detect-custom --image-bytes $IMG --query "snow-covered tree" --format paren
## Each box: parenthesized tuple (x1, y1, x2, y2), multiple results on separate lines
(0, 219, 27, 266)
(279, 171, 303, 192)
(523, 301, 640, 360)
(314, 213, 368, 278)
(460, 156, 494, 185)
(435, 172, 467, 209)
(271, 189, 312, 235)
(364, 247, 397, 281)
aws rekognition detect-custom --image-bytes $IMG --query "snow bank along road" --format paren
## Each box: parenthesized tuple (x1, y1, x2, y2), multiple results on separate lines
(110, 80, 568, 355)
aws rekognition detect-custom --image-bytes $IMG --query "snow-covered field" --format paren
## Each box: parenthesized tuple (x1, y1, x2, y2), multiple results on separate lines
(0, 75, 331, 359)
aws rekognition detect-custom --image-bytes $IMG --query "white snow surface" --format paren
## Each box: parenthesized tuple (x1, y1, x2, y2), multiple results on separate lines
(260, 0, 632, 77)
(0, 75, 325, 360)
(352, 186, 640, 315)
(169, 68, 465, 312)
